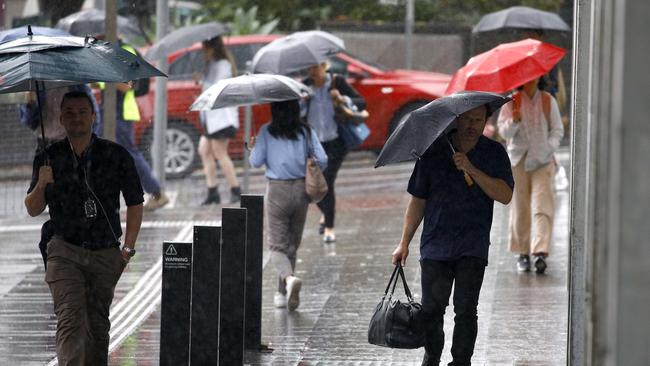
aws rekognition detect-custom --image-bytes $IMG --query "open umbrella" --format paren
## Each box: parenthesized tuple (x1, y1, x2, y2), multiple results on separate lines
(445, 39, 565, 95)
(0, 26, 69, 43)
(473, 6, 571, 33)
(145, 22, 230, 60)
(190, 74, 310, 111)
(0, 26, 165, 156)
(55, 8, 142, 39)
(251, 30, 344, 75)
(375, 91, 510, 168)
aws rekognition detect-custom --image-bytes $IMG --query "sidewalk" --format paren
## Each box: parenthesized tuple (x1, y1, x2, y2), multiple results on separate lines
(0, 149, 570, 365)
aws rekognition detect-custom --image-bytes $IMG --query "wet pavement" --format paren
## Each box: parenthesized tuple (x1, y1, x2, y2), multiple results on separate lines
(0, 149, 570, 365)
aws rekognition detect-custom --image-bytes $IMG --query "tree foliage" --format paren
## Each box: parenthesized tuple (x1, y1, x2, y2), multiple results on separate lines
(200, 0, 567, 30)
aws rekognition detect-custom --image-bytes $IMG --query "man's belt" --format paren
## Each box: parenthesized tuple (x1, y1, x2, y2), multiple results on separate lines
(63, 236, 120, 250)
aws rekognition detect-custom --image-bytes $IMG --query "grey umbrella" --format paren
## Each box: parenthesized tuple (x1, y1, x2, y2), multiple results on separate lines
(473, 6, 571, 33)
(55, 8, 142, 38)
(375, 91, 511, 168)
(0, 28, 165, 156)
(251, 30, 344, 75)
(190, 74, 311, 110)
(145, 22, 230, 60)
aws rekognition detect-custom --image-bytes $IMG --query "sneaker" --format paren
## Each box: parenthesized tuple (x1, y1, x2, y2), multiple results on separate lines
(517, 254, 531, 272)
(323, 234, 336, 244)
(273, 292, 287, 308)
(534, 254, 547, 274)
(285, 275, 302, 311)
(144, 192, 169, 211)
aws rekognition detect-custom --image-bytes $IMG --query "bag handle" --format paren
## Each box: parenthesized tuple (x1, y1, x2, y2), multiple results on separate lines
(384, 264, 415, 302)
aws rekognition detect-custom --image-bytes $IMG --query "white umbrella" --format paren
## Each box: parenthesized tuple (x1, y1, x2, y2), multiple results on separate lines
(251, 30, 345, 75)
(190, 74, 311, 110)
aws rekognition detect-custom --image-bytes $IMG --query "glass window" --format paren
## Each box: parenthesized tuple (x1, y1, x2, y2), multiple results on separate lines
(328, 56, 349, 76)
(168, 43, 268, 79)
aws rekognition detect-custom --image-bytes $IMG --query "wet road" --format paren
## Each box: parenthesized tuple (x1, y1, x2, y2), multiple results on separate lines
(0, 150, 570, 365)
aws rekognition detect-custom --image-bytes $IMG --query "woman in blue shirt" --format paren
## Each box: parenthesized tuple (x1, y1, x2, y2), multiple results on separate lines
(249, 100, 327, 311)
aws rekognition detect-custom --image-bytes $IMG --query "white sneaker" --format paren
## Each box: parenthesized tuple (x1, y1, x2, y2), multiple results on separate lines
(273, 292, 287, 308)
(285, 275, 302, 311)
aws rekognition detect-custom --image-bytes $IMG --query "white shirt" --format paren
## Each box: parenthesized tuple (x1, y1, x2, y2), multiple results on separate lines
(201, 59, 239, 134)
(497, 90, 564, 171)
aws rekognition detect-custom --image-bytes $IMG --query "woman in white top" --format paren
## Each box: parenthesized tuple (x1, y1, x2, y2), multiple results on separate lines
(497, 77, 564, 274)
(196, 36, 241, 205)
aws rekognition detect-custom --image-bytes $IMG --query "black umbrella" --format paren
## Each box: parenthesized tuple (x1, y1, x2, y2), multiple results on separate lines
(55, 8, 142, 39)
(0, 26, 165, 158)
(473, 6, 571, 33)
(374, 91, 511, 168)
(145, 22, 230, 60)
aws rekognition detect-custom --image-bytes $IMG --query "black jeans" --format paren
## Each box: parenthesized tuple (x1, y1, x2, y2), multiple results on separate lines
(317, 137, 347, 228)
(420, 256, 487, 366)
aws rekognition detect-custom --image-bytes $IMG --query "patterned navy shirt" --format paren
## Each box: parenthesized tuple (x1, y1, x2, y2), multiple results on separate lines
(407, 135, 514, 262)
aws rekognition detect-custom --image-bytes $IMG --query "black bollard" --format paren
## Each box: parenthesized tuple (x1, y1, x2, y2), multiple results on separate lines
(190, 226, 221, 365)
(240, 195, 269, 351)
(219, 208, 247, 365)
(160, 241, 193, 366)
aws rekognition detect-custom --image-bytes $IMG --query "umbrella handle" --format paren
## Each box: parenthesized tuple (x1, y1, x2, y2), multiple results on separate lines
(463, 172, 474, 186)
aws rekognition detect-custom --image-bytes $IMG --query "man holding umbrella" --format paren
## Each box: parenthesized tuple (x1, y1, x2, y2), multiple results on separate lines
(387, 96, 514, 365)
(25, 91, 144, 364)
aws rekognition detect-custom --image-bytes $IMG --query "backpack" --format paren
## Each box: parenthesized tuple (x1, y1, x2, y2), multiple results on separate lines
(513, 90, 552, 130)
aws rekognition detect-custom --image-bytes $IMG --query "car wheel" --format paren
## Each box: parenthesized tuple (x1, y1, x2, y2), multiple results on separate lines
(387, 101, 430, 139)
(140, 120, 200, 179)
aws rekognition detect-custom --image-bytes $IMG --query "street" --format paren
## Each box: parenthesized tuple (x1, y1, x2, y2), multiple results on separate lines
(0, 149, 569, 365)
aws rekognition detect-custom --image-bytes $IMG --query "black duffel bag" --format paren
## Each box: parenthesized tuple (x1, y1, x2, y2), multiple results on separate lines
(368, 264, 426, 349)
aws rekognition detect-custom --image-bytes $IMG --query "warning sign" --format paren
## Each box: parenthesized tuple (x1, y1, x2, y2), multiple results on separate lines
(165, 245, 178, 256)
(163, 242, 191, 270)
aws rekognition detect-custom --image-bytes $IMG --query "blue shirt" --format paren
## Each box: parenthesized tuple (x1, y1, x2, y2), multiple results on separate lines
(407, 136, 514, 262)
(304, 74, 339, 143)
(250, 124, 328, 180)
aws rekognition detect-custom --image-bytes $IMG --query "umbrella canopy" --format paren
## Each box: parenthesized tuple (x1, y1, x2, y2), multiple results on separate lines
(0, 33, 166, 94)
(445, 39, 565, 95)
(191, 74, 310, 111)
(145, 22, 230, 60)
(473, 6, 571, 33)
(375, 91, 511, 168)
(0, 26, 69, 43)
(251, 30, 344, 75)
(56, 8, 142, 39)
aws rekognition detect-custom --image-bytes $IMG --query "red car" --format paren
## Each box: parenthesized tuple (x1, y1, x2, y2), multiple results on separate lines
(134, 34, 451, 178)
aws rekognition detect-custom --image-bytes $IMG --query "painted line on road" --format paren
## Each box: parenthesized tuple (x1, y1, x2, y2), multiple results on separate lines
(0, 220, 193, 233)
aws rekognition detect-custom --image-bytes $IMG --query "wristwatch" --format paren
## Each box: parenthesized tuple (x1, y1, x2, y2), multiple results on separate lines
(122, 246, 137, 258)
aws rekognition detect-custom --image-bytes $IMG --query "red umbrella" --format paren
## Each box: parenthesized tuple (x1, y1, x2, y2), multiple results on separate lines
(445, 38, 565, 95)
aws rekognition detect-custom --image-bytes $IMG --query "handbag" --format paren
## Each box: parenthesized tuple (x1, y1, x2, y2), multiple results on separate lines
(337, 118, 370, 148)
(368, 264, 426, 349)
(304, 131, 328, 203)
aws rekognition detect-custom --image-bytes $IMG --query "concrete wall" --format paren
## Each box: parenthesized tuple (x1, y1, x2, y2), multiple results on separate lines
(333, 31, 465, 74)
(571, 0, 650, 365)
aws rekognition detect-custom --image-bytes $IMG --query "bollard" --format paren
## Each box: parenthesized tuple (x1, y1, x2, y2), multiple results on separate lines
(219, 208, 247, 365)
(240, 195, 270, 351)
(160, 241, 193, 366)
(189, 226, 221, 365)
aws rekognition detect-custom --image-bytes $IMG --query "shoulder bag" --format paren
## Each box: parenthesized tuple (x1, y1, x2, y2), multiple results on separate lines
(331, 74, 371, 148)
(368, 264, 426, 349)
(304, 130, 328, 203)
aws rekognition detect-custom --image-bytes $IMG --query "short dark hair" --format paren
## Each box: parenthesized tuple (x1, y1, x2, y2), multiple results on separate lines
(61, 90, 95, 112)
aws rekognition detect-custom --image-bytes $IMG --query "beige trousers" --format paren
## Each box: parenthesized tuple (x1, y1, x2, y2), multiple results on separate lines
(46, 238, 125, 366)
(508, 158, 556, 256)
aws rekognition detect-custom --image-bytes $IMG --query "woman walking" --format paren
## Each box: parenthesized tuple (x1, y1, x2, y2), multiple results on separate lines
(196, 36, 241, 205)
(497, 77, 564, 273)
(303, 61, 366, 243)
(249, 100, 327, 311)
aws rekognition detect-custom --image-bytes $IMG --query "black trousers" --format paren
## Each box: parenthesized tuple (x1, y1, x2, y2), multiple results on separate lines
(317, 137, 347, 228)
(420, 256, 487, 366)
